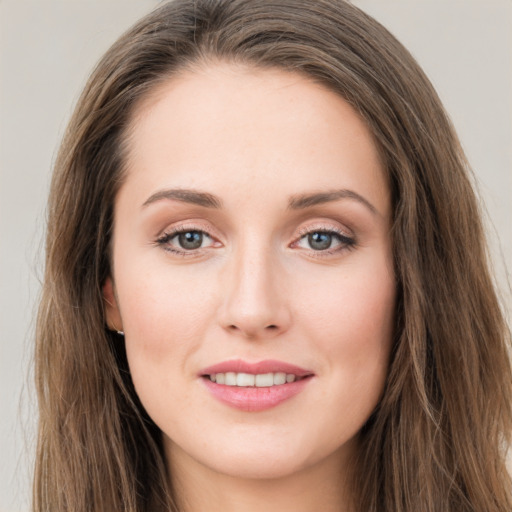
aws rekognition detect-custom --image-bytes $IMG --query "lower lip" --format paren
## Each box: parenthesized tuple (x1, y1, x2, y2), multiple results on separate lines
(202, 377, 312, 412)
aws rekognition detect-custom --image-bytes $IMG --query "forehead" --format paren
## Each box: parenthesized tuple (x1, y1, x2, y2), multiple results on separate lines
(122, 63, 389, 216)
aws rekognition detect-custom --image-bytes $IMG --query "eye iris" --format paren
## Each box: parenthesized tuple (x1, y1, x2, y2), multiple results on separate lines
(178, 231, 203, 250)
(308, 232, 332, 250)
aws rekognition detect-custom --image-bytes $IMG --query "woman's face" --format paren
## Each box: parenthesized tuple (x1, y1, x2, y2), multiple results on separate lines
(105, 64, 396, 481)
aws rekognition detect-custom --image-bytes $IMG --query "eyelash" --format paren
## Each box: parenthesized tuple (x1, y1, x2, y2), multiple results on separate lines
(155, 224, 356, 257)
(155, 225, 217, 256)
(292, 226, 356, 257)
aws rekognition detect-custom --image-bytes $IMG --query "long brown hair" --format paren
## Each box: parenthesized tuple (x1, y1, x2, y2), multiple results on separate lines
(35, 1, 512, 510)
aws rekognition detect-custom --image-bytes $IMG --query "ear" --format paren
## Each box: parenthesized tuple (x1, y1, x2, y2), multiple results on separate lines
(103, 277, 123, 332)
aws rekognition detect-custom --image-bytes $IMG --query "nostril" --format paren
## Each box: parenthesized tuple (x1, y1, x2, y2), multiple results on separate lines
(222, 314, 288, 337)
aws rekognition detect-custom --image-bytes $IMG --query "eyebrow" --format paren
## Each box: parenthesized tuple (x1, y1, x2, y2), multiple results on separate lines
(287, 189, 378, 216)
(141, 187, 378, 216)
(142, 188, 223, 209)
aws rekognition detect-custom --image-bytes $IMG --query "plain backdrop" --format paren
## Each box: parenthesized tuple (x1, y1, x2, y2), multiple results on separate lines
(1, 1, 511, 511)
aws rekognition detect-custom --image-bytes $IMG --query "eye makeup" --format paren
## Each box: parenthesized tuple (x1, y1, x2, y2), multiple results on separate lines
(153, 219, 357, 260)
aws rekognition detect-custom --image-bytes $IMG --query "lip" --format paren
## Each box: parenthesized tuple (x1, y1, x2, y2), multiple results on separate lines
(199, 359, 313, 378)
(199, 359, 314, 412)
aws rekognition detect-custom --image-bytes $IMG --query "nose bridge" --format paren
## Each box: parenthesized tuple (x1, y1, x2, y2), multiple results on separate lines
(219, 235, 289, 338)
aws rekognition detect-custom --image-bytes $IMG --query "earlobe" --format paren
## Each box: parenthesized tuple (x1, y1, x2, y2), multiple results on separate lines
(103, 277, 123, 334)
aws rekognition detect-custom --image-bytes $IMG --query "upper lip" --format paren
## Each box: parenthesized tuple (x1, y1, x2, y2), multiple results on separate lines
(199, 359, 313, 377)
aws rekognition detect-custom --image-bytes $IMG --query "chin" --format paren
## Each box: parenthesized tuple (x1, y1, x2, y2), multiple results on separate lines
(166, 429, 350, 482)
(204, 451, 313, 480)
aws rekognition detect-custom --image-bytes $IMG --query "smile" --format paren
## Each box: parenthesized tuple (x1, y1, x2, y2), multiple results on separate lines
(207, 372, 298, 387)
(200, 360, 314, 412)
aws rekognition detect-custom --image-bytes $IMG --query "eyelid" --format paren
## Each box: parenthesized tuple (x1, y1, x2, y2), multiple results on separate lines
(154, 221, 223, 256)
(290, 221, 356, 255)
(153, 219, 356, 257)
(157, 228, 213, 245)
(294, 219, 354, 240)
(155, 219, 222, 240)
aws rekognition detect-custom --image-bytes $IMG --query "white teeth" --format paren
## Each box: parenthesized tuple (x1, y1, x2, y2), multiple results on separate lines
(255, 373, 273, 387)
(236, 373, 255, 387)
(225, 372, 237, 385)
(274, 372, 286, 385)
(208, 372, 298, 387)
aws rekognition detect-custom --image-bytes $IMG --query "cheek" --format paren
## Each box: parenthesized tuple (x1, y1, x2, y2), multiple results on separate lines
(117, 264, 220, 373)
(296, 258, 395, 384)
(118, 268, 219, 425)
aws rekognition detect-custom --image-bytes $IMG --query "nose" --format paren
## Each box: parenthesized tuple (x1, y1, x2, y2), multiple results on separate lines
(217, 247, 291, 340)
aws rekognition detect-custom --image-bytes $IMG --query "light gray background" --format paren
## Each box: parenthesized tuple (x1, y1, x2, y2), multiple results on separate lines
(1, 1, 511, 511)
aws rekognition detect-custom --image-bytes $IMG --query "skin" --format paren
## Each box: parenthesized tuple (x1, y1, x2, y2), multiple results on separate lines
(104, 63, 396, 512)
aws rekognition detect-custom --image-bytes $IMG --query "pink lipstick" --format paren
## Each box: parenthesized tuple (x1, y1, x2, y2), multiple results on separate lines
(199, 359, 314, 412)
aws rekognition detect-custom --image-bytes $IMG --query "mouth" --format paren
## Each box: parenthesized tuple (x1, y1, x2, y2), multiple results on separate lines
(203, 372, 307, 387)
(199, 359, 314, 412)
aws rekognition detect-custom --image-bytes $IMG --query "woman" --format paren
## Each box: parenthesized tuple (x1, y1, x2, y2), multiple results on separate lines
(34, 0, 512, 511)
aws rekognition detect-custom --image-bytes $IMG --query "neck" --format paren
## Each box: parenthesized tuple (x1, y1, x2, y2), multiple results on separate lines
(166, 442, 356, 512)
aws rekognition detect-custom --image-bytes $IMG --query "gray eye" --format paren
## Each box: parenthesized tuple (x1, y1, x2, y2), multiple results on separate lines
(308, 232, 333, 250)
(177, 231, 204, 250)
